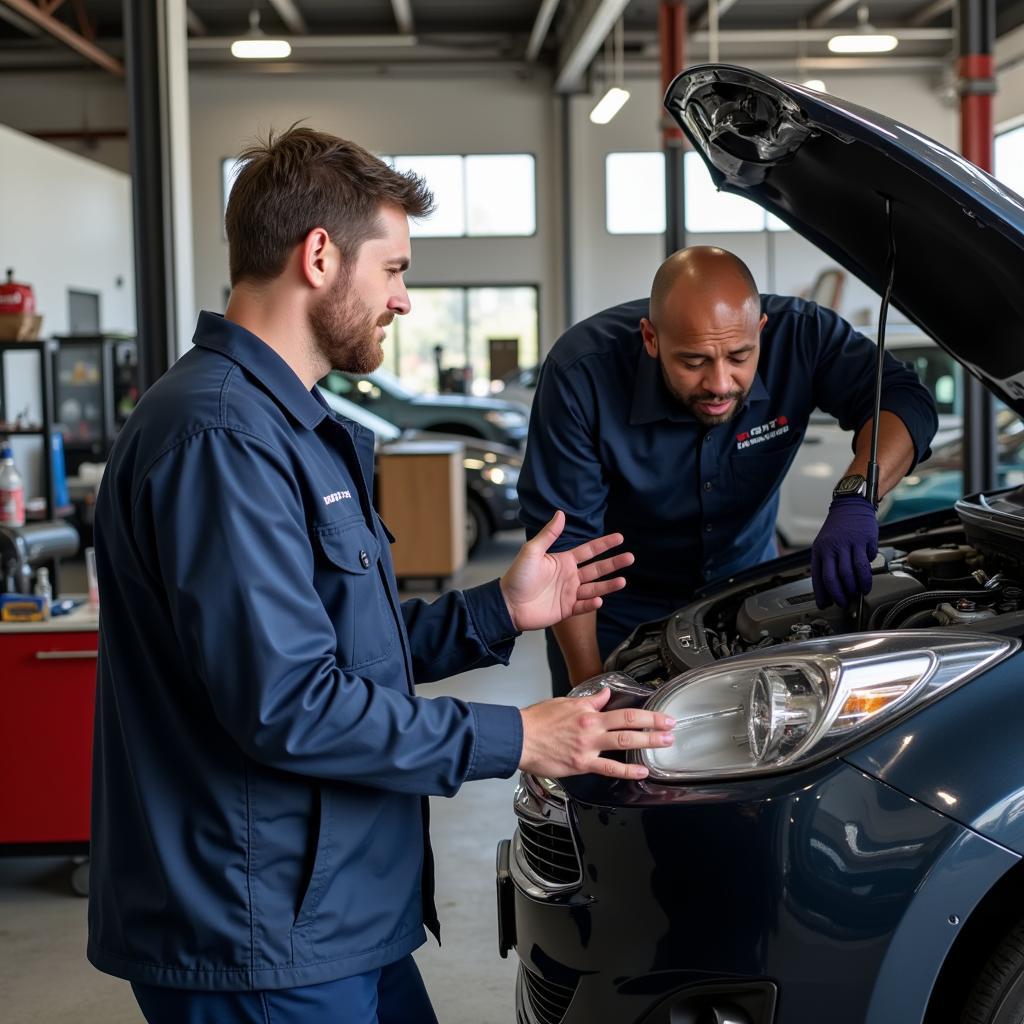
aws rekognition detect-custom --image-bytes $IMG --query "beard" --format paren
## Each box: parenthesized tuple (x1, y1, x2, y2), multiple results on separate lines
(659, 361, 749, 426)
(310, 285, 393, 375)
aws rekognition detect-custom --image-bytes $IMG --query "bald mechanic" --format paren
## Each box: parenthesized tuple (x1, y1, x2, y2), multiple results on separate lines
(519, 246, 938, 695)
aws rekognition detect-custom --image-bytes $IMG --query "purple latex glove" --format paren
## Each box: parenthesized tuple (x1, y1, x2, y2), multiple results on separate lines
(810, 495, 879, 609)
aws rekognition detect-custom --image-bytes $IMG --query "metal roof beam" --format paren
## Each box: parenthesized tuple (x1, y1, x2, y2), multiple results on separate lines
(907, 0, 954, 26)
(695, 0, 740, 31)
(390, 0, 414, 35)
(809, 0, 861, 28)
(526, 0, 560, 61)
(555, 0, 632, 93)
(267, 0, 307, 34)
(0, 0, 123, 74)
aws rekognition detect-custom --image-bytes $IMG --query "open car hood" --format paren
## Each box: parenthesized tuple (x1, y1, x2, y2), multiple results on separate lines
(665, 64, 1024, 414)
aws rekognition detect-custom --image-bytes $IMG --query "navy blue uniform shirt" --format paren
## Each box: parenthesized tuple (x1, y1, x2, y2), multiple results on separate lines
(519, 295, 938, 648)
(88, 312, 523, 991)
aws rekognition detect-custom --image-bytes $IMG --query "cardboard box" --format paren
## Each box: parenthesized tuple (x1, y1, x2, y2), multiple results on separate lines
(0, 313, 43, 341)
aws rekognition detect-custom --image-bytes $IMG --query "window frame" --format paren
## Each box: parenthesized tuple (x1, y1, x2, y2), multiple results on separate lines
(386, 281, 542, 391)
(386, 152, 539, 240)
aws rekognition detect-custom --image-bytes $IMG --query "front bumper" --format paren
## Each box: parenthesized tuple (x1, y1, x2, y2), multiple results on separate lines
(500, 761, 979, 1024)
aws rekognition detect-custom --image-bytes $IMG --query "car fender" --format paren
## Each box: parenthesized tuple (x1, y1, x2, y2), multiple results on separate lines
(845, 652, 1024, 855)
(864, 827, 1018, 1024)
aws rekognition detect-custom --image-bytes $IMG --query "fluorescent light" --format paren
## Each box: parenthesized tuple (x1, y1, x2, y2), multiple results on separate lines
(231, 38, 292, 58)
(590, 86, 631, 125)
(827, 32, 897, 53)
(802, 79, 827, 91)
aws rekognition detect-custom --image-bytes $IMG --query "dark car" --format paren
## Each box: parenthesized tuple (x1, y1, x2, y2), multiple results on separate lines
(498, 66, 1024, 1024)
(316, 387, 520, 555)
(319, 368, 530, 448)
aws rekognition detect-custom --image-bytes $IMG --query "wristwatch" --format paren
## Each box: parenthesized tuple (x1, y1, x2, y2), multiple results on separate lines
(833, 473, 868, 500)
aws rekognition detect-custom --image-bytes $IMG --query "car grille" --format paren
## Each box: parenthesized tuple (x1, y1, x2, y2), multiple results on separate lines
(513, 776, 582, 890)
(516, 818, 580, 887)
(518, 965, 576, 1024)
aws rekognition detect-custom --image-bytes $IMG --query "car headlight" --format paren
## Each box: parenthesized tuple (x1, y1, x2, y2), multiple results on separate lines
(484, 410, 527, 429)
(481, 463, 520, 486)
(637, 632, 1016, 781)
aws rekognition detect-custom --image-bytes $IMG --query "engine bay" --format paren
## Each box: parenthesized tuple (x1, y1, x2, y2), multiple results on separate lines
(605, 491, 1024, 689)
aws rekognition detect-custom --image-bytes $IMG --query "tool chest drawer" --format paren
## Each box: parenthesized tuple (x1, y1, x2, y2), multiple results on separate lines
(0, 628, 98, 845)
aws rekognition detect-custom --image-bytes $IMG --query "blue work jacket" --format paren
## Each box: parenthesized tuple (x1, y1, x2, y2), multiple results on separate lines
(518, 295, 939, 647)
(88, 312, 523, 991)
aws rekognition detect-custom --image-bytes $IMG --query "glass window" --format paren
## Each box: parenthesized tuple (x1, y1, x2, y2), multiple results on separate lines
(388, 285, 539, 396)
(467, 287, 539, 394)
(465, 154, 536, 236)
(393, 155, 466, 237)
(606, 152, 666, 234)
(896, 344, 961, 416)
(995, 124, 1024, 199)
(386, 153, 535, 238)
(684, 151, 774, 233)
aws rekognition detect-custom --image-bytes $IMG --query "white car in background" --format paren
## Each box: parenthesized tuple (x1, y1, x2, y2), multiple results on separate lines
(775, 329, 960, 548)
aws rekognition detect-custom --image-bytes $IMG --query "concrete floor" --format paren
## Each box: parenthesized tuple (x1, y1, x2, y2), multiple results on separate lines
(1, 532, 546, 1023)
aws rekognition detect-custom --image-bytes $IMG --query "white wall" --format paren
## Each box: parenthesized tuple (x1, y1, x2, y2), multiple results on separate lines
(187, 70, 564, 353)
(0, 123, 134, 501)
(569, 72, 959, 327)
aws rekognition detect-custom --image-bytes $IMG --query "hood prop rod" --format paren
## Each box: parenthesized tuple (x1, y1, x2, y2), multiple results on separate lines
(858, 194, 896, 630)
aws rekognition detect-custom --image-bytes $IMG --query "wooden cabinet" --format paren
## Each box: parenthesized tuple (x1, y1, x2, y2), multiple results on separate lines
(377, 440, 466, 583)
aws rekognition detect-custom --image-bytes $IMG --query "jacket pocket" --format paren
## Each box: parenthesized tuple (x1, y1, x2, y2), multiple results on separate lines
(314, 518, 395, 669)
(290, 786, 332, 962)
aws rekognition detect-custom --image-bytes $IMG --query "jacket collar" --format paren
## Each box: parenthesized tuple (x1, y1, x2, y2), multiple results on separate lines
(192, 311, 328, 431)
(629, 345, 770, 426)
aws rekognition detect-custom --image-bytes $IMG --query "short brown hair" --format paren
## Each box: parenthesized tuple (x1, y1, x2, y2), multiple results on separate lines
(225, 124, 434, 285)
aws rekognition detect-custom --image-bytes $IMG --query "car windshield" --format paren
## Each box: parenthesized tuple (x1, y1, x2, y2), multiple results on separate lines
(316, 386, 402, 441)
(366, 369, 416, 400)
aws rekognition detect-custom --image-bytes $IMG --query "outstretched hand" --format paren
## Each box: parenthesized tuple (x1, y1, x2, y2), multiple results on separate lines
(500, 511, 633, 632)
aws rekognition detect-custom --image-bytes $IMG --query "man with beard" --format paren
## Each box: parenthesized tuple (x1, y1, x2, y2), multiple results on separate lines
(518, 246, 938, 696)
(88, 127, 677, 1024)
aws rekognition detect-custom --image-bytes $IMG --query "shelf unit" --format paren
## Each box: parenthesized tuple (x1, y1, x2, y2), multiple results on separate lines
(0, 339, 58, 521)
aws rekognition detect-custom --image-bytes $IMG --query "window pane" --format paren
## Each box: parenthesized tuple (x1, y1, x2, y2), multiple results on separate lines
(606, 152, 666, 234)
(465, 154, 536, 236)
(995, 125, 1024, 200)
(393, 155, 465, 237)
(684, 151, 765, 232)
(391, 287, 466, 393)
(467, 287, 539, 396)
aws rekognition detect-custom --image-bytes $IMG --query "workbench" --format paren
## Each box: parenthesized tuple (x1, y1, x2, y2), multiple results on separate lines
(0, 603, 98, 894)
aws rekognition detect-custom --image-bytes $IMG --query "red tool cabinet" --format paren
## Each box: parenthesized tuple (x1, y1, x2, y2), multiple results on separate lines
(0, 606, 98, 884)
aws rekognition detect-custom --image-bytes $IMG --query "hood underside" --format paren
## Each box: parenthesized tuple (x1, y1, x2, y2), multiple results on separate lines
(664, 65, 1024, 414)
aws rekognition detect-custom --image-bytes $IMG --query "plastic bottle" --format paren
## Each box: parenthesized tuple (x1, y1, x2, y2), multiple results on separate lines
(34, 566, 52, 620)
(0, 443, 25, 527)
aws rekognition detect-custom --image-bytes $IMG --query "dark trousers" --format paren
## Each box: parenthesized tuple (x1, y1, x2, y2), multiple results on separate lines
(131, 955, 438, 1024)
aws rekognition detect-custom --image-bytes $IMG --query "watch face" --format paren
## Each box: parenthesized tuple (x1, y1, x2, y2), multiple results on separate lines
(836, 474, 866, 496)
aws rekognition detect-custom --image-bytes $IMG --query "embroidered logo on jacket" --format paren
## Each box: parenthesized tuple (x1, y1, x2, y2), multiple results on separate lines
(735, 416, 789, 450)
(322, 490, 352, 505)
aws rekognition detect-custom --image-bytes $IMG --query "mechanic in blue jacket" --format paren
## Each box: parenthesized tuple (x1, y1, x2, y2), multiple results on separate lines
(518, 246, 938, 696)
(87, 127, 676, 1024)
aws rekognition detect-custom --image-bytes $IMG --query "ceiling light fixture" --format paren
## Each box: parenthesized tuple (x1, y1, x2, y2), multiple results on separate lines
(590, 15, 629, 125)
(231, 9, 291, 60)
(828, 4, 898, 54)
(802, 79, 827, 91)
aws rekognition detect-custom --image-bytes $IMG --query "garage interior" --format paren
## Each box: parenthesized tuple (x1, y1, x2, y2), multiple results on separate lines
(4, 1, 1024, 1022)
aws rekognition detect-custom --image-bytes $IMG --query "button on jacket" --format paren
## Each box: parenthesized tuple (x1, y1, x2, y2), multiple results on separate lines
(518, 295, 938, 641)
(88, 312, 523, 991)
